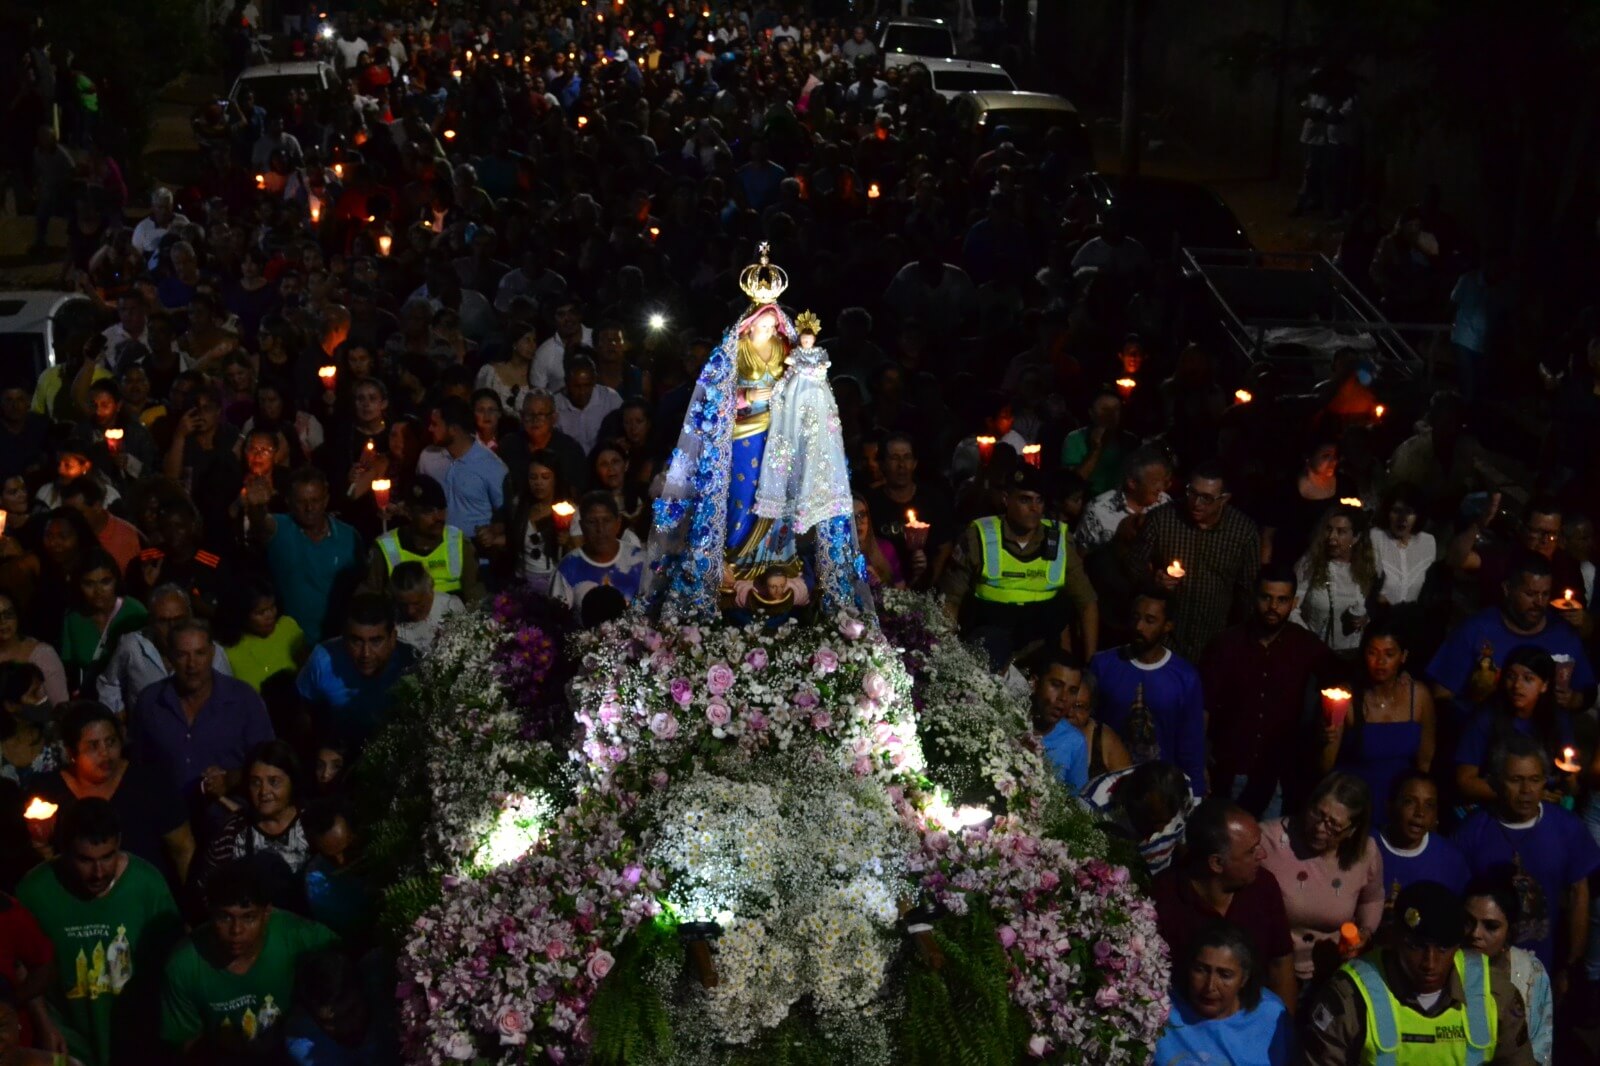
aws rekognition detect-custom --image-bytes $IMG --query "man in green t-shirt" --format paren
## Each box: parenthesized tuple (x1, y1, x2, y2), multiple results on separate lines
(15, 798, 182, 1066)
(160, 859, 337, 1054)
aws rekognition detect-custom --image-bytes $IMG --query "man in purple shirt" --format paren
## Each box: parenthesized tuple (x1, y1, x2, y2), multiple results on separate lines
(129, 620, 273, 819)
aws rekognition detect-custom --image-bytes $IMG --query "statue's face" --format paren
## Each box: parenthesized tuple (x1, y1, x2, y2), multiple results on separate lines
(800, 332, 815, 349)
(749, 312, 776, 344)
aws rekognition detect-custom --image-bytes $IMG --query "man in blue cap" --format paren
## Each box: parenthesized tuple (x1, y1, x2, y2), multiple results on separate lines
(1299, 880, 1533, 1065)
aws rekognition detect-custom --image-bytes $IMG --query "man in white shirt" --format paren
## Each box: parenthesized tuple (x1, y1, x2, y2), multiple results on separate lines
(1076, 447, 1173, 553)
(335, 25, 370, 70)
(100, 293, 150, 372)
(554, 355, 621, 455)
(771, 15, 801, 44)
(96, 585, 233, 715)
(131, 188, 190, 272)
(250, 115, 302, 170)
(531, 298, 593, 391)
(389, 561, 463, 654)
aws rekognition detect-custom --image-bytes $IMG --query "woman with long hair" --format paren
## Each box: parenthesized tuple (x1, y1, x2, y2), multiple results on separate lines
(0, 590, 68, 705)
(59, 549, 147, 695)
(0, 661, 57, 786)
(1453, 645, 1578, 807)
(215, 575, 307, 692)
(852, 490, 902, 588)
(1292, 503, 1378, 653)
(1155, 921, 1293, 1066)
(1259, 772, 1385, 984)
(1463, 873, 1554, 1065)
(1369, 482, 1435, 608)
(586, 442, 648, 545)
(1261, 436, 1355, 566)
(616, 398, 657, 495)
(482, 451, 571, 596)
(1319, 620, 1435, 815)
(242, 381, 323, 467)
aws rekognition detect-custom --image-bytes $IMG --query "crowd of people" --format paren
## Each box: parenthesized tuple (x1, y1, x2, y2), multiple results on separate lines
(1, 0, 1599, 1063)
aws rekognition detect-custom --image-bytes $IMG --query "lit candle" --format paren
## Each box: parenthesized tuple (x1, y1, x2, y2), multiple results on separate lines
(309, 200, 322, 224)
(371, 478, 391, 510)
(975, 435, 996, 465)
(377, 234, 393, 256)
(1234, 389, 1253, 404)
(23, 797, 58, 821)
(333, 162, 344, 179)
(104, 427, 124, 453)
(903, 509, 931, 551)
(364, 439, 376, 461)
(443, 128, 457, 140)
(1551, 588, 1581, 611)
(318, 366, 338, 391)
(1557, 746, 1582, 773)
(1321, 687, 1353, 729)
(1021, 444, 1042, 468)
(551, 501, 577, 533)
(1166, 559, 1186, 580)
(867, 182, 881, 200)
(1115, 377, 1137, 399)
(1373, 404, 1386, 420)
(648, 225, 661, 239)
(0, 509, 8, 537)
(1339, 497, 1364, 508)
(255, 173, 266, 189)
(577, 115, 589, 128)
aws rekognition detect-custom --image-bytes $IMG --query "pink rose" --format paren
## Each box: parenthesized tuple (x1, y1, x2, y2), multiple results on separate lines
(669, 679, 693, 706)
(861, 671, 893, 703)
(546, 940, 568, 959)
(744, 648, 769, 670)
(648, 712, 679, 740)
(810, 710, 833, 730)
(681, 626, 702, 645)
(586, 949, 616, 982)
(1027, 1035, 1050, 1058)
(650, 770, 670, 789)
(706, 662, 736, 695)
(495, 1005, 528, 1046)
(997, 925, 1018, 949)
(746, 710, 769, 732)
(852, 755, 873, 776)
(705, 701, 732, 727)
(839, 616, 867, 640)
(794, 689, 819, 709)
(1094, 985, 1121, 1008)
(813, 647, 839, 674)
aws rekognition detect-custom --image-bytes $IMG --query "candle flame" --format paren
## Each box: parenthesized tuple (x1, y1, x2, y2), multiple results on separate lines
(1234, 389, 1253, 403)
(23, 797, 57, 820)
(104, 428, 124, 441)
(1116, 377, 1137, 390)
(318, 366, 337, 383)
(1566, 589, 1575, 600)
(976, 435, 995, 446)
(333, 163, 344, 178)
(1340, 497, 1363, 507)
(906, 509, 919, 524)
(552, 501, 577, 518)
(371, 478, 391, 493)
(577, 115, 589, 127)
(0, 510, 7, 535)
(377, 234, 393, 256)
(1374, 404, 1386, 419)
(443, 129, 457, 139)
(1321, 687, 1352, 700)
(867, 182, 881, 199)
(254, 173, 266, 188)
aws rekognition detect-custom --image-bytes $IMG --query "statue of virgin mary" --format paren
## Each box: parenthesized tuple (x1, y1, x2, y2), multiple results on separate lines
(643, 244, 874, 624)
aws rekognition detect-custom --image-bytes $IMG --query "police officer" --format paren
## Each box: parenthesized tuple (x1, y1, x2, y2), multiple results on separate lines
(939, 465, 1098, 671)
(365, 475, 485, 606)
(1298, 880, 1533, 1066)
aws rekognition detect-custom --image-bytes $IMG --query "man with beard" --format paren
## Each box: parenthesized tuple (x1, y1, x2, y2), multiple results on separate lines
(1089, 589, 1206, 793)
(1200, 565, 1337, 818)
(1299, 880, 1534, 1066)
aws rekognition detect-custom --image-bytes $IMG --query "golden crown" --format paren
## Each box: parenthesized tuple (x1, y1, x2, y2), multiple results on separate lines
(738, 242, 789, 305)
(795, 310, 821, 335)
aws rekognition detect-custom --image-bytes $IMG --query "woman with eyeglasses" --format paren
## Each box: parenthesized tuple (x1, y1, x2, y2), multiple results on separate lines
(1259, 771, 1384, 986)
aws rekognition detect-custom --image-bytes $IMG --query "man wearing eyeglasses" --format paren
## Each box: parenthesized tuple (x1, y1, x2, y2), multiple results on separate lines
(1129, 463, 1262, 661)
(1452, 497, 1588, 623)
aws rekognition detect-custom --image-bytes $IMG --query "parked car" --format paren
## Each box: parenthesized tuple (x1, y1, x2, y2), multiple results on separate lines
(875, 17, 957, 69)
(948, 90, 1092, 171)
(0, 292, 100, 393)
(227, 60, 339, 117)
(1070, 173, 1254, 260)
(910, 57, 1016, 99)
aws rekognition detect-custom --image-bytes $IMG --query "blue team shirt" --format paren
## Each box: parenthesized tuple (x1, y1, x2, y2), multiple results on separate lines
(1040, 721, 1089, 793)
(1452, 803, 1600, 970)
(1426, 609, 1595, 697)
(296, 639, 419, 748)
(267, 515, 364, 644)
(1089, 648, 1207, 793)
(1453, 707, 1578, 776)
(1373, 831, 1472, 897)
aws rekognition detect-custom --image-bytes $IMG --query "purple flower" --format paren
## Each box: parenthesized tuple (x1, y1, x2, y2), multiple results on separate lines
(794, 689, 819, 709)
(813, 647, 840, 674)
(706, 662, 736, 695)
(839, 615, 867, 640)
(861, 670, 893, 703)
(1094, 985, 1121, 1008)
(705, 701, 732, 727)
(648, 712, 679, 740)
(585, 950, 616, 981)
(810, 710, 833, 730)
(744, 648, 769, 670)
(669, 679, 694, 706)
(998, 925, 1019, 949)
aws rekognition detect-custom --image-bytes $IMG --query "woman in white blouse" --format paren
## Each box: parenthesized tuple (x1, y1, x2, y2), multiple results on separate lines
(1293, 504, 1379, 654)
(1370, 484, 1436, 607)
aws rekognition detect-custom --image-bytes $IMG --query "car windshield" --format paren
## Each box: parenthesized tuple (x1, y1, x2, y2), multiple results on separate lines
(233, 73, 324, 116)
(984, 107, 1080, 149)
(883, 26, 954, 57)
(932, 69, 1014, 93)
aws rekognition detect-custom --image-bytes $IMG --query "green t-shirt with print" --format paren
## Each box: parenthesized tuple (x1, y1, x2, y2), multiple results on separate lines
(16, 854, 182, 1066)
(160, 910, 338, 1049)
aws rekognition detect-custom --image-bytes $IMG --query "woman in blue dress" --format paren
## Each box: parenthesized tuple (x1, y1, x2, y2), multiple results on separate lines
(1319, 620, 1435, 817)
(1155, 921, 1293, 1066)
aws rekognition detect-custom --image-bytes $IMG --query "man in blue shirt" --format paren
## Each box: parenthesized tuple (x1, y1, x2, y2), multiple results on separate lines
(1029, 651, 1089, 792)
(1453, 733, 1600, 976)
(1090, 591, 1207, 793)
(1427, 551, 1595, 708)
(417, 396, 507, 536)
(247, 465, 366, 644)
(297, 594, 418, 750)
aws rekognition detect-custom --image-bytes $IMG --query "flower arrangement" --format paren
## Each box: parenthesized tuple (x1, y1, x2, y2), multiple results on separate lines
(377, 591, 1168, 1065)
